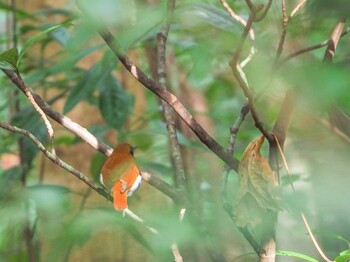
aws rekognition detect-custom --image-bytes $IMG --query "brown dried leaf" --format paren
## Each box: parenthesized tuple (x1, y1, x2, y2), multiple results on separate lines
(234, 135, 281, 228)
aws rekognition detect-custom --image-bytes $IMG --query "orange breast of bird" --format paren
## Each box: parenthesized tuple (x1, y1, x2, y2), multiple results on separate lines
(100, 143, 142, 211)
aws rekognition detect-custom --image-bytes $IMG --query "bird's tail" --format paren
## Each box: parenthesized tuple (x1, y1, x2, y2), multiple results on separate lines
(113, 181, 128, 211)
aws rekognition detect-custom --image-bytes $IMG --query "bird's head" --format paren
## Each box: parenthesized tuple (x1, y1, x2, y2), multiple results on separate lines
(113, 143, 137, 157)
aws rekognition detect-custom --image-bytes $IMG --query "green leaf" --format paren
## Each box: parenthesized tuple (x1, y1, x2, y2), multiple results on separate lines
(276, 250, 319, 262)
(0, 48, 19, 71)
(17, 23, 67, 68)
(63, 50, 116, 113)
(28, 184, 71, 213)
(64, 65, 106, 113)
(340, 250, 350, 256)
(26, 44, 104, 84)
(335, 254, 350, 262)
(98, 74, 134, 130)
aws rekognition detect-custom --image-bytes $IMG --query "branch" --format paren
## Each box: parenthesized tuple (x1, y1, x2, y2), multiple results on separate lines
(323, 18, 347, 62)
(255, 0, 273, 22)
(219, 0, 256, 68)
(275, 0, 288, 61)
(227, 101, 250, 155)
(229, 6, 274, 144)
(275, 0, 308, 62)
(279, 27, 350, 64)
(157, 0, 186, 190)
(0, 121, 110, 199)
(289, 0, 307, 19)
(219, 0, 255, 40)
(2, 69, 179, 203)
(0, 122, 171, 239)
(97, 27, 239, 171)
(3, 69, 55, 154)
(141, 172, 182, 204)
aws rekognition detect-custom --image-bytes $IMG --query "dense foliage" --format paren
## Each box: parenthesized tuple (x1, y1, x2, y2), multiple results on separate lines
(0, 0, 350, 261)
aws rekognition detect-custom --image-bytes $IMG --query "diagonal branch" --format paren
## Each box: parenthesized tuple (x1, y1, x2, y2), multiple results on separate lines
(0, 121, 110, 200)
(98, 27, 239, 171)
(2, 69, 179, 202)
(4, 69, 55, 154)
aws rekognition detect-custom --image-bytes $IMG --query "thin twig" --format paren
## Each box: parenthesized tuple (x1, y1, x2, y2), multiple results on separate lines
(273, 134, 295, 191)
(221, 102, 249, 214)
(280, 28, 349, 64)
(6, 70, 56, 154)
(221, 101, 258, 255)
(229, 7, 274, 144)
(219, 0, 256, 68)
(0, 121, 110, 199)
(275, 0, 309, 63)
(228, 101, 250, 155)
(219, 0, 255, 40)
(289, 0, 307, 19)
(301, 214, 332, 262)
(255, 0, 273, 22)
(315, 116, 350, 144)
(275, 0, 288, 61)
(124, 208, 159, 234)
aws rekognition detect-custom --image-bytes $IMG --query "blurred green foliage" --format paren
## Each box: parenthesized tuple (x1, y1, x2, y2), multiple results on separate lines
(0, 0, 350, 261)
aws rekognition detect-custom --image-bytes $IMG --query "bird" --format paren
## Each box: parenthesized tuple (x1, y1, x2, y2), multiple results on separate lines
(100, 143, 142, 211)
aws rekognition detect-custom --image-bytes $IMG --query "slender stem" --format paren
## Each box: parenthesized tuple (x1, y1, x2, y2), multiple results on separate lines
(255, 0, 273, 22)
(275, 0, 288, 61)
(157, 0, 186, 190)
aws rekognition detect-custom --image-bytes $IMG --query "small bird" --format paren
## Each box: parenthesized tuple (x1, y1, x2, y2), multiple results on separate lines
(100, 143, 142, 211)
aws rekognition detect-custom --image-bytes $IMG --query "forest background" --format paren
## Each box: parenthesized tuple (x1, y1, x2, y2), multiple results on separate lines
(0, 0, 350, 261)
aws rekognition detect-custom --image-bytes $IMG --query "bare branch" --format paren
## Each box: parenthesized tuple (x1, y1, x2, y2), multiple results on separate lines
(219, 0, 255, 40)
(302, 207, 331, 260)
(275, 0, 288, 61)
(275, 0, 309, 62)
(289, 0, 307, 19)
(3, 70, 55, 154)
(229, 6, 273, 144)
(2, 69, 179, 202)
(280, 27, 349, 64)
(227, 101, 250, 155)
(157, 0, 186, 190)
(323, 18, 347, 62)
(255, 0, 273, 22)
(98, 27, 239, 171)
(0, 121, 110, 199)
